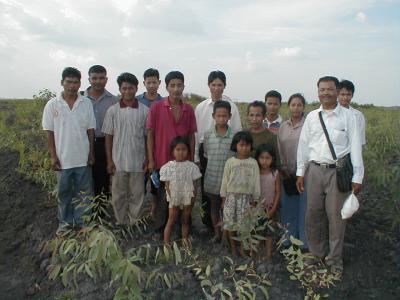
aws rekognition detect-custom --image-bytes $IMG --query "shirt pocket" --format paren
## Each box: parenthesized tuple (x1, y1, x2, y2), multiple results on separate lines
(331, 129, 348, 146)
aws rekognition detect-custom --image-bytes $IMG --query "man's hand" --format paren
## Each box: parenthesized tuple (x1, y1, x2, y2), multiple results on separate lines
(352, 183, 362, 195)
(296, 176, 305, 193)
(51, 156, 61, 171)
(107, 161, 116, 175)
(221, 197, 225, 210)
(148, 158, 155, 173)
(88, 151, 95, 166)
(142, 159, 148, 172)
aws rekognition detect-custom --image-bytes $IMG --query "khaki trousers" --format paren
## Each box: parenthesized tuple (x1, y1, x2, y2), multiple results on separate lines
(305, 163, 351, 266)
(111, 171, 144, 225)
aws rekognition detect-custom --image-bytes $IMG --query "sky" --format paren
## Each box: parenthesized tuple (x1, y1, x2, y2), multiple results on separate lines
(0, 0, 399, 106)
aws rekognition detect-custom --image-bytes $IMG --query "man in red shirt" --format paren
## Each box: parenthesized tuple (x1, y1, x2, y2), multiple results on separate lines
(147, 71, 197, 236)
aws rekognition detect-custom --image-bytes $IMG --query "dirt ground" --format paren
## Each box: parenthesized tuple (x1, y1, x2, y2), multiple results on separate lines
(0, 149, 399, 300)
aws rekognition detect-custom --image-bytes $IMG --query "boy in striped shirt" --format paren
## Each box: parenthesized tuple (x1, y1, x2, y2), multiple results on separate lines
(203, 101, 235, 242)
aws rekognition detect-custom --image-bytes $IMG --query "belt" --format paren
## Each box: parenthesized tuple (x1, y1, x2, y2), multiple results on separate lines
(311, 161, 336, 169)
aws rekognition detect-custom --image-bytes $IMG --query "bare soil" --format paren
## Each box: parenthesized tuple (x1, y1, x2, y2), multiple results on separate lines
(0, 150, 399, 300)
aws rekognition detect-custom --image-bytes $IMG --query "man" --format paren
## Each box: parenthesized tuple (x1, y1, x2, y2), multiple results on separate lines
(137, 68, 163, 108)
(102, 73, 148, 225)
(83, 65, 118, 196)
(296, 76, 364, 275)
(338, 79, 366, 146)
(147, 71, 197, 238)
(42, 67, 96, 235)
(136, 68, 163, 218)
(264, 90, 283, 135)
(194, 70, 242, 229)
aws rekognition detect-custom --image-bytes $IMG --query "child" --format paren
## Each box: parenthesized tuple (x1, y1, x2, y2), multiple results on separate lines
(255, 144, 281, 260)
(247, 101, 281, 169)
(160, 136, 202, 245)
(264, 90, 283, 134)
(203, 100, 235, 242)
(220, 131, 261, 256)
(102, 73, 148, 225)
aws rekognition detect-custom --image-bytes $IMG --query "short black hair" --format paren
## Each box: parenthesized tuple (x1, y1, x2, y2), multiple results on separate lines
(339, 80, 355, 95)
(169, 136, 190, 155)
(247, 100, 267, 116)
(165, 71, 184, 86)
(88, 65, 107, 75)
(213, 100, 231, 114)
(62, 67, 81, 81)
(317, 76, 339, 89)
(230, 131, 253, 152)
(208, 70, 226, 86)
(288, 93, 306, 106)
(143, 68, 160, 80)
(117, 72, 139, 88)
(255, 144, 277, 171)
(265, 90, 282, 103)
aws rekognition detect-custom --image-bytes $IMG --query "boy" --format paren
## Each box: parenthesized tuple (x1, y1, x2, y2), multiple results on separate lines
(137, 68, 163, 107)
(338, 80, 366, 145)
(137, 68, 163, 218)
(42, 67, 96, 235)
(203, 101, 235, 242)
(102, 73, 149, 225)
(248, 101, 281, 169)
(147, 71, 197, 237)
(264, 90, 283, 134)
(83, 65, 118, 196)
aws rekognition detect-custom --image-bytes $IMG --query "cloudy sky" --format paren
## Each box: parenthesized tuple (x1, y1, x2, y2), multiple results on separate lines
(1, 0, 399, 106)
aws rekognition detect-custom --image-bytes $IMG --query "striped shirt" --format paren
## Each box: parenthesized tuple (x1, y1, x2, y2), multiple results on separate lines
(102, 100, 149, 172)
(203, 126, 235, 195)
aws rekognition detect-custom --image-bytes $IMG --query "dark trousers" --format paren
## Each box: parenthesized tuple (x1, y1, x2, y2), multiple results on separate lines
(92, 137, 110, 196)
(199, 143, 212, 229)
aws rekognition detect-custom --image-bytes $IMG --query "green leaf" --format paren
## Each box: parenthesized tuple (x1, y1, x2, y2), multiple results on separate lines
(201, 279, 212, 287)
(163, 245, 170, 262)
(236, 264, 248, 271)
(48, 264, 61, 280)
(164, 273, 171, 288)
(205, 265, 211, 277)
(85, 264, 94, 278)
(289, 236, 304, 246)
(173, 242, 182, 265)
(258, 286, 269, 299)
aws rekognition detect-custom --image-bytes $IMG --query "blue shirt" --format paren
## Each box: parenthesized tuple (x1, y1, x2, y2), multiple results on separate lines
(137, 92, 163, 108)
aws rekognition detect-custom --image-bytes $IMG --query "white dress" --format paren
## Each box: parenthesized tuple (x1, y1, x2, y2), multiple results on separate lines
(159, 160, 202, 208)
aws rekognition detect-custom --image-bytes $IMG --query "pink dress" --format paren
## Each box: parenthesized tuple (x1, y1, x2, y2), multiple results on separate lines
(260, 170, 279, 210)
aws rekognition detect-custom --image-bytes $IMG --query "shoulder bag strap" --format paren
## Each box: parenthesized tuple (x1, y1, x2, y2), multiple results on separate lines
(318, 111, 337, 160)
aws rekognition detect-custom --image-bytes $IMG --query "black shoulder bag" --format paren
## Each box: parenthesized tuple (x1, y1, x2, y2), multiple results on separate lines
(318, 111, 353, 193)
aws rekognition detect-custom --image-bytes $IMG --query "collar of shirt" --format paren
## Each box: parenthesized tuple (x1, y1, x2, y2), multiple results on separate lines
(84, 88, 113, 101)
(317, 102, 342, 116)
(213, 125, 232, 138)
(120, 98, 139, 108)
(264, 115, 283, 127)
(286, 116, 305, 128)
(56, 92, 85, 109)
(163, 97, 187, 111)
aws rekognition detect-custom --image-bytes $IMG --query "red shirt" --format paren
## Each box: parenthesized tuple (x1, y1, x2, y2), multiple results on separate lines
(147, 97, 197, 169)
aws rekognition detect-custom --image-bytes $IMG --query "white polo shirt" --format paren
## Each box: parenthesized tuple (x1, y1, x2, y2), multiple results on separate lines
(42, 93, 96, 169)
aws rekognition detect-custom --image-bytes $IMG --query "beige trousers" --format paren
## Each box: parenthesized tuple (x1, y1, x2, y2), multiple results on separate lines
(305, 163, 351, 267)
(111, 171, 144, 225)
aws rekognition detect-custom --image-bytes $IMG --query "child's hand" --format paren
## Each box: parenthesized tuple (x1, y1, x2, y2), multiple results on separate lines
(267, 206, 277, 218)
(221, 197, 225, 210)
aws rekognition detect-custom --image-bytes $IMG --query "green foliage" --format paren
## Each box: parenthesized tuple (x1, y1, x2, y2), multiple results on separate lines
(281, 237, 340, 299)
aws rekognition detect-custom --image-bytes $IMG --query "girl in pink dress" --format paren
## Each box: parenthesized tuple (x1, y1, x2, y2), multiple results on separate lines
(255, 144, 281, 260)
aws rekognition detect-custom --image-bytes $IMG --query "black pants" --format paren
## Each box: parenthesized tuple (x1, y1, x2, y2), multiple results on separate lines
(92, 137, 110, 196)
(199, 143, 213, 229)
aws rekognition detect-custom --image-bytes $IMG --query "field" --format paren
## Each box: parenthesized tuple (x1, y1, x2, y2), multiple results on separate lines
(0, 91, 399, 300)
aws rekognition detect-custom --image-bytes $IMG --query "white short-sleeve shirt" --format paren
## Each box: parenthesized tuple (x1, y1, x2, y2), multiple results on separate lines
(42, 93, 96, 169)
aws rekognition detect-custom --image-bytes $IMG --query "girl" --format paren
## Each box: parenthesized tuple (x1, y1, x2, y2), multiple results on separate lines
(220, 131, 261, 256)
(255, 144, 281, 260)
(160, 136, 202, 245)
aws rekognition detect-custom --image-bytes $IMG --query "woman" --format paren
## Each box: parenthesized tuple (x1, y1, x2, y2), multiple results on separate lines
(278, 93, 308, 249)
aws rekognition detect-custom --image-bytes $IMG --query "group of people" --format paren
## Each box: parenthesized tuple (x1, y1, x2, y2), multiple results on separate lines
(42, 65, 365, 276)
